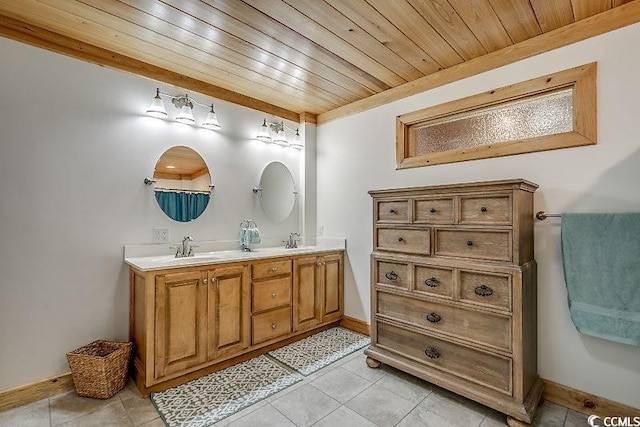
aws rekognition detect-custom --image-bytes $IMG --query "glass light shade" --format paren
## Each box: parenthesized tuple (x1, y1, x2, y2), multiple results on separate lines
(256, 119, 272, 142)
(290, 128, 303, 149)
(274, 122, 288, 146)
(146, 89, 167, 118)
(202, 105, 221, 130)
(175, 104, 195, 124)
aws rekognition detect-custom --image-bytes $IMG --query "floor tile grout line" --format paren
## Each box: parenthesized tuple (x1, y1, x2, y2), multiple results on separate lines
(390, 390, 429, 427)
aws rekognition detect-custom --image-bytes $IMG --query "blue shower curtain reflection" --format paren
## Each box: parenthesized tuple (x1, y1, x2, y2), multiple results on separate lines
(155, 190, 210, 222)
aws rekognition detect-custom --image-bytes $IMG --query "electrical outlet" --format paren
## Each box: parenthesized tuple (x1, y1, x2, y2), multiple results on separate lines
(152, 227, 169, 243)
(317, 225, 324, 237)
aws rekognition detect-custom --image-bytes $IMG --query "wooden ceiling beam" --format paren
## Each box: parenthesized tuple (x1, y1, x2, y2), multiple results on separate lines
(317, 0, 640, 124)
(0, 13, 300, 123)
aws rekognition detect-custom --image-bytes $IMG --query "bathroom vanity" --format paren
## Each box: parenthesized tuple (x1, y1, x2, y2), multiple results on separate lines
(125, 244, 344, 396)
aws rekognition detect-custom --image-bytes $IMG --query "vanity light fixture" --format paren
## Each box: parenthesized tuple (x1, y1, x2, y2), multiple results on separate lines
(145, 88, 222, 131)
(255, 118, 303, 149)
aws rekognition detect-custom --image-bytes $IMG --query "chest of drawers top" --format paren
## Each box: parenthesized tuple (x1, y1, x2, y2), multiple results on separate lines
(369, 179, 537, 266)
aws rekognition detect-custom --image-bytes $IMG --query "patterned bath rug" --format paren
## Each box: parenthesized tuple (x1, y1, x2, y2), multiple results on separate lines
(267, 327, 370, 376)
(150, 355, 302, 427)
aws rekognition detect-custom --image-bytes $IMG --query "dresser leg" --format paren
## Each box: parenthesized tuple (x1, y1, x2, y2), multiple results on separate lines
(365, 357, 381, 368)
(507, 416, 532, 426)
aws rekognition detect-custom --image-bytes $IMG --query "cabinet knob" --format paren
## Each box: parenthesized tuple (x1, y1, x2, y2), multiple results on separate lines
(430, 208, 436, 213)
(466, 240, 473, 246)
(271, 267, 277, 272)
(389, 208, 396, 214)
(426, 312, 441, 323)
(271, 293, 277, 299)
(425, 277, 439, 288)
(271, 323, 277, 329)
(474, 285, 493, 297)
(398, 237, 404, 242)
(385, 271, 398, 281)
(480, 206, 487, 212)
(203, 278, 208, 284)
(317, 262, 322, 266)
(424, 347, 440, 359)
(211, 277, 216, 283)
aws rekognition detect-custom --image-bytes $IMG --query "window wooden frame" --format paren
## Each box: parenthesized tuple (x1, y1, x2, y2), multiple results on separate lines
(396, 63, 597, 169)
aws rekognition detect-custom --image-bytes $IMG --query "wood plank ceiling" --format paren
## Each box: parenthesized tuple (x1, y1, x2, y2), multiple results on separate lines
(0, 0, 637, 123)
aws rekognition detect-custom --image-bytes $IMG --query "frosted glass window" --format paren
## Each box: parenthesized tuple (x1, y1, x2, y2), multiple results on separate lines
(409, 88, 574, 156)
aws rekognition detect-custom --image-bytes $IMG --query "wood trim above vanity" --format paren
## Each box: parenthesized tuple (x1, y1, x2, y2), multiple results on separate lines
(0, 372, 74, 413)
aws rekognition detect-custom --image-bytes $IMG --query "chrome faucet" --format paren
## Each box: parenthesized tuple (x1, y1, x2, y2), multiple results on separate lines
(283, 232, 301, 249)
(172, 236, 196, 258)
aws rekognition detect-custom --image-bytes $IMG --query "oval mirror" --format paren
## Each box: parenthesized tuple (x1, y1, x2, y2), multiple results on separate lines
(258, 161, 296, 222)
(153, 146, 211, 222)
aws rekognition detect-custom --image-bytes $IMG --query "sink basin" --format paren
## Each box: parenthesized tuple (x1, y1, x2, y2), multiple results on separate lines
(147, 253, 219, 266)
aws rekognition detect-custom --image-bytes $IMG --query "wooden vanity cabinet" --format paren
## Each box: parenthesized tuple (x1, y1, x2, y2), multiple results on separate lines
(129, 251, 344, 396)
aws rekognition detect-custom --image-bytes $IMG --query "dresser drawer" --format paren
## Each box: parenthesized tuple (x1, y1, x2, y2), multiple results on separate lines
(413, 264, 453, 299)
(376, 260, 409, 289)
(252, 307, 292, 345)
(377, 322, 512, 395)
(435, 229, 511, 262)
(376, 227, 430, 254)
(459, 270, 512, 311)
(376, 291, 511, 351)
(376, 199, 410, 223)
(414, 198, 454, 224)
(460, 196, 511, 225)
(252, 277, 291, 313)
(252, 260, 292, 280)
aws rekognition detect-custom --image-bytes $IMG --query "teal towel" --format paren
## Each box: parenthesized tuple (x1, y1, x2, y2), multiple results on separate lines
(561, 213, 640, 346)
(247, 227, 261, 244)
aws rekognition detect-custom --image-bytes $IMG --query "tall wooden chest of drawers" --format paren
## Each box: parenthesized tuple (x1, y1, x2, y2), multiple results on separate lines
(365, 179, 542, 425)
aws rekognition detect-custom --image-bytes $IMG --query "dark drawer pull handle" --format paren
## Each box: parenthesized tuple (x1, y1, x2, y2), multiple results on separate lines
(430, 208, 436, 213)
(424, 347, 440, 359)
(467, 240, 473, 246)
(480, 206, 487, 212)
(475, 285, 494, 297)
(385, 271, 398, 281)
(424, 277, 439, 288)
(398, 237, 404, 242)
(426, 312, 441, 323)
(389, 208, 396, 214)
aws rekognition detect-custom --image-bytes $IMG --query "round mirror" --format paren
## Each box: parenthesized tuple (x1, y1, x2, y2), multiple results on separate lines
(153, 146, 211, 222)
(258, 161, 296, 222)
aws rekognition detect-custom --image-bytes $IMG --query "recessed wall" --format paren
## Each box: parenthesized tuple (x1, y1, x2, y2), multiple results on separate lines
(317, 23, 640, 408)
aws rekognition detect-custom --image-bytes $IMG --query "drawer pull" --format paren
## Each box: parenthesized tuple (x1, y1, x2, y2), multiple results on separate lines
(475, 285, 494, 297)
(480, 206, 487, 212)
(385, 271, 398, 281)
(467, 240, 473, 246)
(430, 208, 436, 213)
(398, 237, 404, 242)
(271, 323, 277, 329)
(271, 267, 277, 272)
(389, 208, 396, 214)
(271, 293, 277, 299)
(424, 277, 439, 288)
(426, 312, 441, 323)
(203, 278, 208, 284)
(424, 347, 440, 359)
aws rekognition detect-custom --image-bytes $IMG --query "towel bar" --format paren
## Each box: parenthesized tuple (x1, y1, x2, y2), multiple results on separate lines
(535, 211, 562, 220)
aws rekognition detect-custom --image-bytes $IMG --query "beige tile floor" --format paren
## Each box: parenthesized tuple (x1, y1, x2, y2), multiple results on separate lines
(0, 349, 586, 427)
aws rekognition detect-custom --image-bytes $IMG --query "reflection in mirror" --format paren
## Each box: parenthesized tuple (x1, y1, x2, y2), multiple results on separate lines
(258, 161, 296, 222)
(153, 146, 211, 222)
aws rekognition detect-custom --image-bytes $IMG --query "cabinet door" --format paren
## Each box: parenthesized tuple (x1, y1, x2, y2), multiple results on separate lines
(321, 253, 343, 323)
(293, 256, 322, 332)
(154, 270, 207, 379)
(207, 264, 250, 360)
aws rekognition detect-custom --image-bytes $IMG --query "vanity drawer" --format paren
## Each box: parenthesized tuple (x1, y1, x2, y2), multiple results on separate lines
(252, 307, 292, 345)
(376, 321, 512, 395)
(435, 229, 511, 262)
(252, 260, 292, 280)
(376, 227, 430, 255)
(459, 270, 512, 311)
(375, 259, 409, 289)
(376, 291, 511, 351)
(460, 196, 511, 225)
(414, 198, 454, 224)
(376, 199, 410, 223)
(413, 264, 454, 299)
(252, 277, 291, 313)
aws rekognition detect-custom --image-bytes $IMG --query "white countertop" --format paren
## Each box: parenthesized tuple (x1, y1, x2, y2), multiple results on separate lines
(124, 238, 345, 272)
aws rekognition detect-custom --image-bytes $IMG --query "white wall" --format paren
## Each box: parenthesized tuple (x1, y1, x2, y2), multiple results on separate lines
(0, 37, 304, 391)
(317, 24, 640, 408)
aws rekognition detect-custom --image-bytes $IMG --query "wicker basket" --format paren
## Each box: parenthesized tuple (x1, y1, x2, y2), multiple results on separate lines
(66, 340, 132, 399)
